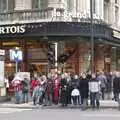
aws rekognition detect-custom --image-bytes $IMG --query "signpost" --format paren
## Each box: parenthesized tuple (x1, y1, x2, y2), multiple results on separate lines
(9, 47, 23, 73)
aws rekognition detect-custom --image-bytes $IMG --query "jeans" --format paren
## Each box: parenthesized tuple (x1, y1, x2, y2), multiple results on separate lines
(22, 92, 29, 103)
(15, 91, 22, 104)
(101, 88, 105, 100)
(90, 92, 100, 108)
(81, 99, 88, 109)
(44, 93, 53, 106)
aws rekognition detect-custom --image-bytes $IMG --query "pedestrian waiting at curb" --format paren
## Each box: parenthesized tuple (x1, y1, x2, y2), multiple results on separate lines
(89, 74, 100, 109)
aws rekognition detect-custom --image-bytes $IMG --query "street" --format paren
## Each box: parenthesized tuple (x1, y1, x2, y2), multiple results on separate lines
(0, 107, 120, 120)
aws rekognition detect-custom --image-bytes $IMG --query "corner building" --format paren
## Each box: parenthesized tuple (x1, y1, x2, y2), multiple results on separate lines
(0, 0, 120, 74)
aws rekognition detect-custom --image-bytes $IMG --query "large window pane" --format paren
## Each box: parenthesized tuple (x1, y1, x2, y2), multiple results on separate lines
(8, 0, 15, 11)
(32, 0, 45, 9)
(67, 0, 72, 12)
(93, 0, 96, 14)
(0, 0, 7, 12)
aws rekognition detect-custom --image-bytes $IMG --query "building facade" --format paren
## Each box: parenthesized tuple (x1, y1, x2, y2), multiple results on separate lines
(0, 0, 120, 74)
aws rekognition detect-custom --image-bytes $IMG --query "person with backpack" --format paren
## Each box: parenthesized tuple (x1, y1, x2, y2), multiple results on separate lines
(97, 71, 107, 100)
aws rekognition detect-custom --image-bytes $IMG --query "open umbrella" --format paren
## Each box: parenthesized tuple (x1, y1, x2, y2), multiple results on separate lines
(12, 76, 23, 82)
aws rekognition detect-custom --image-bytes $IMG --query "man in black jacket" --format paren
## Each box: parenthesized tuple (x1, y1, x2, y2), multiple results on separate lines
(113, 72, 120, 102)
(79, 74, 89, 109)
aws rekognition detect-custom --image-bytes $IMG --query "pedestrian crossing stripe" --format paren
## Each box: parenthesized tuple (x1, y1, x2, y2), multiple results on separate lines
(0, 108, 32, 114)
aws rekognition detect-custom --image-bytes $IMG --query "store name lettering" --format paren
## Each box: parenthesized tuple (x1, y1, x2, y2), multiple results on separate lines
(113, 30, 120, 39)
(0, 25, 25, 34)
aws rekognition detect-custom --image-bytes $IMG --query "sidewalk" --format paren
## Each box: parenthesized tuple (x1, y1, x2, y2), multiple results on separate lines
(0, 100, 119, 109)
(41, 100, 119, 109)
(0, 101, 39, 109)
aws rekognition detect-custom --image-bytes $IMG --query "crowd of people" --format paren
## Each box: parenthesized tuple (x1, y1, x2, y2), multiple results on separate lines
(7, 71, 120, 109)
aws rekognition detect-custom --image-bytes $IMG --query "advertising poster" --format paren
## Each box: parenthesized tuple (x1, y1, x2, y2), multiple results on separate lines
(13, 72, 30, 82)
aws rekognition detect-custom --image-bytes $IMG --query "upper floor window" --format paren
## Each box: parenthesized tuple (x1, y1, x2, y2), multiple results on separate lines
(92, 0, 96, 14)
(115, 0, 118, 4)
(32, 0, 45, 9)
(67, 0, 72, 12)
(0, 0, 14, 12)
(0, 0, 7, 12)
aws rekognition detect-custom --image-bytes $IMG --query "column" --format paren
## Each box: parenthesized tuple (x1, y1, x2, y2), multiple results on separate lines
(0, 40, 2, 49)
(100, 0, 104, 19)
(97, 0, 104, 19)
(21, 40, 28, 72)
(95, 0, 100, 18)
(95, 45, 105, 72)
(104, 2, 109, 23)
(108, 0, 115, 26)
(111, 47, 117, 71)
(74, 44, 79, 75)
(86, 0, 90, 14)
(79, 0, 83, 12)
(117, 1, 120, 27)
(70, 0, 76, 15)
(82, 0, 85, 12)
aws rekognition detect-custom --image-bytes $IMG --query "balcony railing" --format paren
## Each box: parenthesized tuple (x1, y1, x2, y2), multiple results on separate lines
(0, 8, 108, 25)
(0, 8, 66, 25)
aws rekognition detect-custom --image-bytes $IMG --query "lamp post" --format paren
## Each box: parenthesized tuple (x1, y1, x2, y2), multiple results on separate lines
(90, 0, 94, 74)
(54, 42, 58, 72)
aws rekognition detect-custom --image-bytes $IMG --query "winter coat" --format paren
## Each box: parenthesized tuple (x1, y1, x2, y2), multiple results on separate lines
(113, 77, 120, 93)
(60, 78, 69, 104)
(97, 75, 107, 89)
(31, 79, 40, 90)
(70, 78, 79, 90)
(79, 79, 89, 99)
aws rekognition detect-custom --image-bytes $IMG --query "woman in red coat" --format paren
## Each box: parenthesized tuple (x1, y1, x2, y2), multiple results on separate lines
(53, 74, 60, 105)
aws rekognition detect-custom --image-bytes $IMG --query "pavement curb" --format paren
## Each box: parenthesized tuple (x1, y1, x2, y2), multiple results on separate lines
(41, 106, 119, 110)
(0, 105, 39, 109)
(0, 100, 119, 110)
(0, 105, 119, 110)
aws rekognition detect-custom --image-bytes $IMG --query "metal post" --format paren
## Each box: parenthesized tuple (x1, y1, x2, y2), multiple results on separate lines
(54, 42, 58, 72)
(16, 61, 18, 73)
(90, 0, 94, 74)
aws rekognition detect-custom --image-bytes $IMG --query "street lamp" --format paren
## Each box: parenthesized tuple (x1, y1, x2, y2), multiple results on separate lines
(90, 0, 94, 74)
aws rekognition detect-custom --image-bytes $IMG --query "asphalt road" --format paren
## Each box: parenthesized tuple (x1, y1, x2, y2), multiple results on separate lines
(0, 108, 120, 120)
